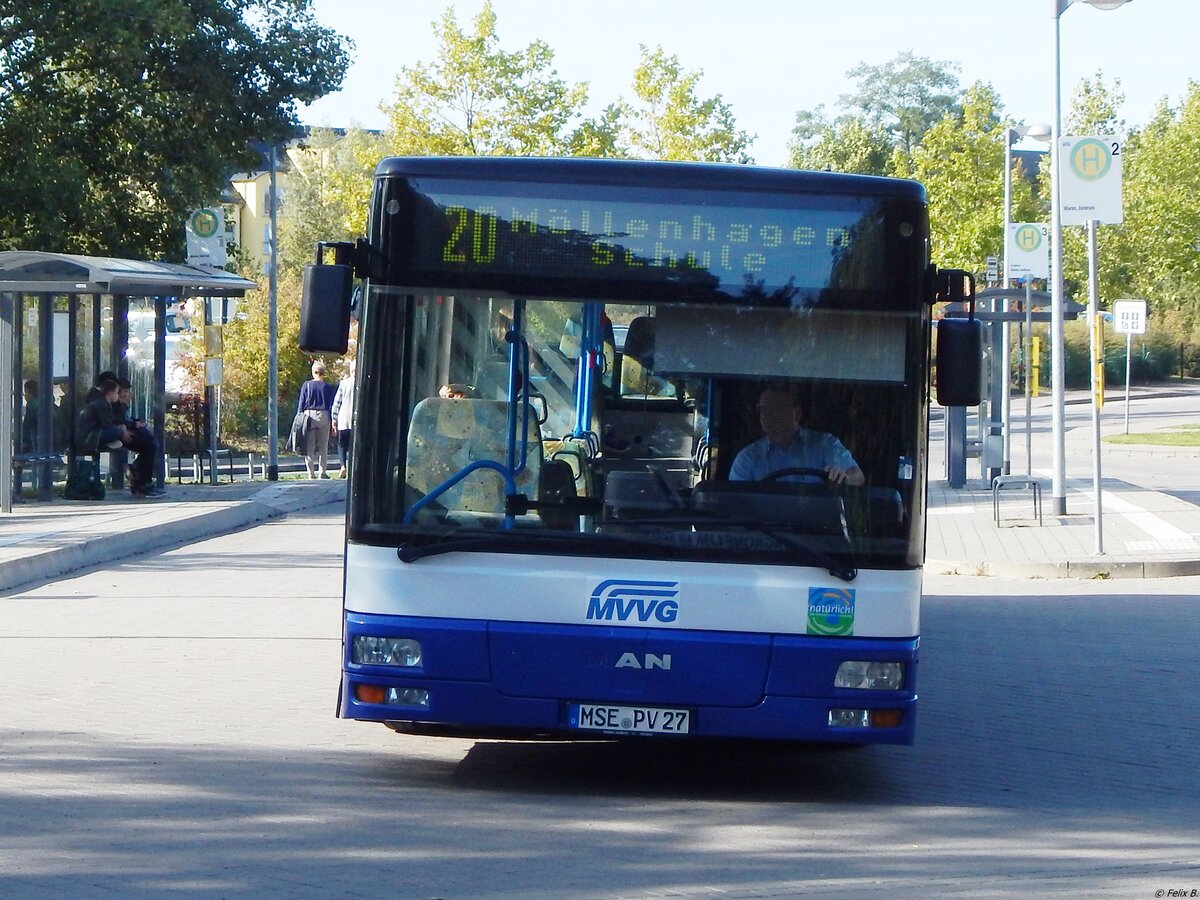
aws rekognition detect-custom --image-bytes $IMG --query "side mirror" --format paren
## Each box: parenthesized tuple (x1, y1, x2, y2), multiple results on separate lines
(935, 318, 982, 407)
(930, 266, 981, 407)
(301, 240, 364, 354)
(300, 263, 352, 354)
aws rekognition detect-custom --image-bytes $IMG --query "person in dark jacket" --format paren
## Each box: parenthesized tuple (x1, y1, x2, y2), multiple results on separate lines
(115, 377, 164, 498)
(295, 361, 338, 479)
(75, 379, 127, 451)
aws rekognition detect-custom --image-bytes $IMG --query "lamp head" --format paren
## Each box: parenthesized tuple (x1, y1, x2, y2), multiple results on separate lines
(1009, 123, 1053, 144)
(1023, 123, 1053, 142)
(1058, 0, 1130, 13)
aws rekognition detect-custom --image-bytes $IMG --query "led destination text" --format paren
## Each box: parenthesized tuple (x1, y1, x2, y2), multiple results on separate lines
(422, 192, 877, 291)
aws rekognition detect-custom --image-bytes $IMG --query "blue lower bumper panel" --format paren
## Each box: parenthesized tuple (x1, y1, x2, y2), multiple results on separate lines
(342, 612, 917, 745)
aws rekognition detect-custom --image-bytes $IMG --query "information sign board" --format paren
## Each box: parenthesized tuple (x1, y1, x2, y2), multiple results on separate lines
(1060, 135, 1125, 226)
(1112, 299, 1147, 335)
(1007, 222, 1049, 279)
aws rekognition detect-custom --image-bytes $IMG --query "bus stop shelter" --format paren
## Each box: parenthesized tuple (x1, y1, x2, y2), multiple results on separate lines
(940, 288, 1085, 487)
(0, 251, 255, 511)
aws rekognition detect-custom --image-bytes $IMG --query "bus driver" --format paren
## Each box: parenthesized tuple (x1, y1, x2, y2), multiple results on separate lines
(729, 385, 865, 486)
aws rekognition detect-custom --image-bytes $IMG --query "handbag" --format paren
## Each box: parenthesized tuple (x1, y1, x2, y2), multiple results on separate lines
(289, 412, 308, 452)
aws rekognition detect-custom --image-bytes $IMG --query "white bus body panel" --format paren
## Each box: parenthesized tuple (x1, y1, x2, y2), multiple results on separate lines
(344, 544, 920, 637)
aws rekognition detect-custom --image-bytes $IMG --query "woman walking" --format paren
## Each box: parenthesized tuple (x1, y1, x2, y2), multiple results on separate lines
(295, 361, 338, 479)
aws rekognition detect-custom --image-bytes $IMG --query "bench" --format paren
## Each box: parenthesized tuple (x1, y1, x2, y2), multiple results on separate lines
(992, 474, 1043, 526)
(12, 451, 67, 493)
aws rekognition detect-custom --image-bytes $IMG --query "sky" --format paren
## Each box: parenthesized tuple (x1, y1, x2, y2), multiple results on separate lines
(300, 0, 1196, 166)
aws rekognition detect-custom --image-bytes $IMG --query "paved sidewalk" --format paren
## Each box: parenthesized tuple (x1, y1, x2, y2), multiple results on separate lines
(0, 478, 347, 594)
(926, 382, 1200, 578)
(926, 473, 1200, 579)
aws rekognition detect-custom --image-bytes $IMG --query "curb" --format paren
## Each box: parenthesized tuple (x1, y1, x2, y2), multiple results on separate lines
(0, 481, 346, 595)
(927, 556, 1200, 580)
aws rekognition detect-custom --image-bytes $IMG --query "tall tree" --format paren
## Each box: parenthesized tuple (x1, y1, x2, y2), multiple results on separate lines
(383, 2, 591, 156)
(0, 0, 350, 258)
(618, 45, 753, 163)
(908, 82, 1030, 271)
(838, 51, 963, 154)
(1122, 83, 1200, 330)
(787, 107, 894, 175)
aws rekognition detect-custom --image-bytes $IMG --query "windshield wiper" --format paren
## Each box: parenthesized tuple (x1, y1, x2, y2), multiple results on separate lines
(396, 525, 719, 563)
(397, 522, 856, 582)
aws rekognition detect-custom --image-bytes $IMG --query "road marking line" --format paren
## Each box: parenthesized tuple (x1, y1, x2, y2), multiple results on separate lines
(1053, 473, 1200, 547)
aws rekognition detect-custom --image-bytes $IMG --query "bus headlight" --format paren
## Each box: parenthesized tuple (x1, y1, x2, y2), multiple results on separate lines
(352, 636, 423, 667)
(834, 661, 904, 690)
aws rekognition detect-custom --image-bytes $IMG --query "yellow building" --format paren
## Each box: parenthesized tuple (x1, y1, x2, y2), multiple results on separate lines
(226, 144, 292, 274)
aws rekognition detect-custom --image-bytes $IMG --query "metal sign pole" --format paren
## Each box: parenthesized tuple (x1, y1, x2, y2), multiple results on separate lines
(1087, 220, 1104, 555)
(1124, 331, 1132, 435)
(1025, 280, 1034, 475)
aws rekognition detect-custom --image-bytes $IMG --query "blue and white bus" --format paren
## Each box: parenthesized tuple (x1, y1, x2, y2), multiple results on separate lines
(302, 156, 977, 745)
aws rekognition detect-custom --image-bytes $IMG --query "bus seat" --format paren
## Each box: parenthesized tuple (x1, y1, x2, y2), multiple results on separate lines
(546, 436, 594, 497)
(622, 316, 655, 369)
(405, 397, 542, 515)
(620, 317, 659, 396)
(538, 458, 578, 529)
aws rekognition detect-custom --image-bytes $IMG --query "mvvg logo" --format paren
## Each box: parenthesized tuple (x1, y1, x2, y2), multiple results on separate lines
(586, 579, 680, 623)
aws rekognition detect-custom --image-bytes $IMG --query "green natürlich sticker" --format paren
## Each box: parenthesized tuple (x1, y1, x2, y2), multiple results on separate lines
(807, 587, 855, 636)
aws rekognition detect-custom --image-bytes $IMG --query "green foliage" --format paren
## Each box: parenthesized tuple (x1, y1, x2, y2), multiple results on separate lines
(837, 51, 963, 154)
(908, 83, 1024, 271)
(383, 2, 591, 156)
(278, 128, 385, 274)
(1121, 84, 1200, 333)
(382, 8, 752, 165)
(618, 45, 753, 163)
(0, 0, 350, 258)
(787, 112, 894, 175)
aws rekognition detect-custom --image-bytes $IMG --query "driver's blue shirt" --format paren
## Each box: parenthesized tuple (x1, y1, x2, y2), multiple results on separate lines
(729, 427, 858, 482)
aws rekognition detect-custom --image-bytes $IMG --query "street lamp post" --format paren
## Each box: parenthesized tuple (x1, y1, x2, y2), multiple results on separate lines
(1049, 0, 1131, 516)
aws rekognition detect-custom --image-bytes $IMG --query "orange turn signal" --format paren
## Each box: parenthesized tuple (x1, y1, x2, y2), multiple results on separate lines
(354, 684, 387, 704)
(871, 709, 904, 728)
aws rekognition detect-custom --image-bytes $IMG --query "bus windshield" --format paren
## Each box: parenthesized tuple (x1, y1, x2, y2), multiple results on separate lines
(351, 290, 927, 571)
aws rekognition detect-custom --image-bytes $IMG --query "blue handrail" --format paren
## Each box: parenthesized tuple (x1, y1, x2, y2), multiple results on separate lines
(401, 459, 519, 527)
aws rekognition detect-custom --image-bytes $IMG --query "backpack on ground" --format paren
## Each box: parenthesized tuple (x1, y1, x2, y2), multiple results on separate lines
(64, 458, 105, 500)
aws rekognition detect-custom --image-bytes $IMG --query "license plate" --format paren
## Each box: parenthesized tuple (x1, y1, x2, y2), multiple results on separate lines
(568, 703, 691, 735)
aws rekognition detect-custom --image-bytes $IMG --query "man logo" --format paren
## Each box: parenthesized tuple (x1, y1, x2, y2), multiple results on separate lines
(615, 652, 672, 670)
(586, 579, 680, 623)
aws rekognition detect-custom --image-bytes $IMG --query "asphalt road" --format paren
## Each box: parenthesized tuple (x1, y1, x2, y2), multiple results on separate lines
(2, 503, 1199, 898)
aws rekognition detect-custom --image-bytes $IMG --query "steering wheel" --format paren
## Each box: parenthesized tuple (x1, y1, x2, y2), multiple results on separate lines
(760, 466, 832, 484)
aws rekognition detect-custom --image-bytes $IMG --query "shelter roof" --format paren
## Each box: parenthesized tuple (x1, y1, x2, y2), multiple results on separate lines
(0, 251, 255, 296)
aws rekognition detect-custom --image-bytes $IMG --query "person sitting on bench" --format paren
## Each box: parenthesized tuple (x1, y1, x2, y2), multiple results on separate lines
(115, 377, 164, 498)
(76, 379, 127, 452)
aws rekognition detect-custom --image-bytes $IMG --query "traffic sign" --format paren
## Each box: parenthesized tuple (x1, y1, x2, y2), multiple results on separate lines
(1060, 134, 1125, 225)
(1007, 222, 1049, 279)
(1112, 299, 1147, 335)
(985, 256, 999, 281)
